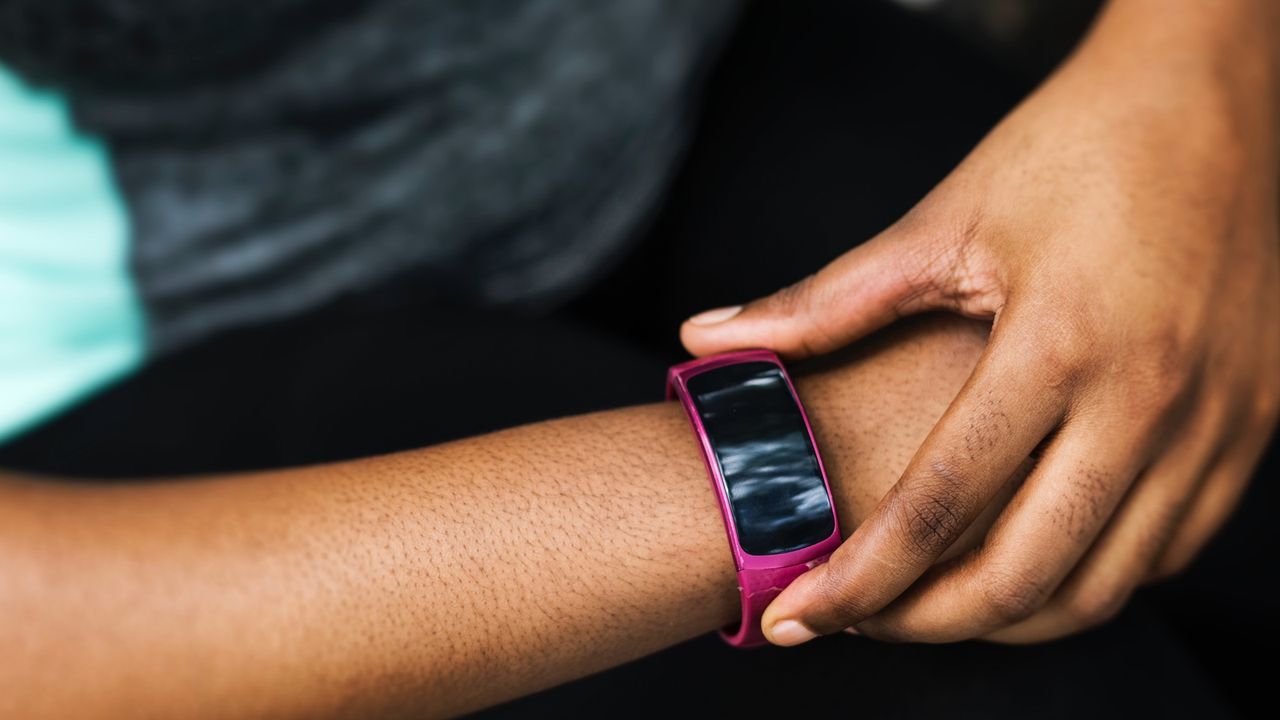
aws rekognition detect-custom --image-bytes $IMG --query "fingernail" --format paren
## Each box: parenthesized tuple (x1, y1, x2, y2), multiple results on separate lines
(842, 627, 861, 636)
(686, 305, 742, 326)
(768, 619, 818, 646)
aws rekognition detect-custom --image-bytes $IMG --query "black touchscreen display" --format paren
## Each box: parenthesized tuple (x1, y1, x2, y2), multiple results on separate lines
(687, 362, 834, 555)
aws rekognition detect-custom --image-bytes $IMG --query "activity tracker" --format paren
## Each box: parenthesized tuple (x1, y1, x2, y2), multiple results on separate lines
(667, 349, 841, 647)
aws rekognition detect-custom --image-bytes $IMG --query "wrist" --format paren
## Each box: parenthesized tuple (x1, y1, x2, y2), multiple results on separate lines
(1075, 0, 1279, 159)
(791, 372, 860, 539)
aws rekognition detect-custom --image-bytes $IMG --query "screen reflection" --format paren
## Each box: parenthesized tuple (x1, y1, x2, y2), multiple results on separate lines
(687, 362, 834, 555)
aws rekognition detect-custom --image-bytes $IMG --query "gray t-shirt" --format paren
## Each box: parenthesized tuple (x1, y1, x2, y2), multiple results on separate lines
(9, 0, 737, 352)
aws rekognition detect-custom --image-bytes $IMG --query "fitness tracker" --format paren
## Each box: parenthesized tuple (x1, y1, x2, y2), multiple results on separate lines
(667, 349, 841, 647)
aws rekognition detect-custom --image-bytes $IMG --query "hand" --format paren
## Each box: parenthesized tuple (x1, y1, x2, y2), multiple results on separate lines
(681, 2, 1280, 645)
(794, 317, 1025, 571)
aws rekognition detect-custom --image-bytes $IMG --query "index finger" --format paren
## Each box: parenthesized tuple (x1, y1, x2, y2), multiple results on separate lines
(762, 334, 1069, 642)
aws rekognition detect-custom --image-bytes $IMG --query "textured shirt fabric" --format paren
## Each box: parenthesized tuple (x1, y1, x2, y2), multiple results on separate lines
(0, 0, 735, 438)
(64, 0, 738, 352)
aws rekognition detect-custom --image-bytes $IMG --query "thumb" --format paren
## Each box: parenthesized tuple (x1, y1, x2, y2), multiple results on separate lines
(680, 230, 953, 359)
(757, 561, 851, 645)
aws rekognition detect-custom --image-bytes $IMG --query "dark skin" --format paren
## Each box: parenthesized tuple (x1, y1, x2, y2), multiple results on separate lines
(1, 316, 1005, 719)
(6, 0, 1275, 714)
(684, 0, 1280, 645)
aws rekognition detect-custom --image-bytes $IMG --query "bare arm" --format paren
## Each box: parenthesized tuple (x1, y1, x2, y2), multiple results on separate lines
(1, 316, 994, 719)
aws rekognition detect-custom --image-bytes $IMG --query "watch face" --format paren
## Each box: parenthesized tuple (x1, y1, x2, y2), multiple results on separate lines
(686, 361, 835, 556)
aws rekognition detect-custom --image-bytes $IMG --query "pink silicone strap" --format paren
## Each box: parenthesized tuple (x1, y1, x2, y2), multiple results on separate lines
(723, 557, 830, 648)
(667, 349, 841, 649)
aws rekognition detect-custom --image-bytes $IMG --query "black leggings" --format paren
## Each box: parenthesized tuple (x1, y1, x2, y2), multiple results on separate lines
(2, 2, 1271, 717)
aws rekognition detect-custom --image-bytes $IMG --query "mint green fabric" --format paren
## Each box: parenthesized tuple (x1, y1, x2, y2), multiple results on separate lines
(0, 64, 143, 442)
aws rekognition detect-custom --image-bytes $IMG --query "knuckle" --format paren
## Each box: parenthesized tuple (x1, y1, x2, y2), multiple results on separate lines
(887, 466, 973, 562)
(1097, 366, 1192, 436)
(1147, 328, 1194, 378)
(812, 568, 877, 625)
(979, 564, 1053, 624)
(1019, 335, 1083, 393)
(1145, 369, 1193, 418)
(1128, 327, 1198, 409)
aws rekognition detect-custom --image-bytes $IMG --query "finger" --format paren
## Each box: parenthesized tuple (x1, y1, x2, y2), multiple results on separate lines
(1147, 465, 1247, 580)
(680, 225, 1000, 359)
(854, 415, 1144, 642)
(1150, 420, 1275, 579)
(761, 329, 1067, 643)
(984, 413, 1223, 644)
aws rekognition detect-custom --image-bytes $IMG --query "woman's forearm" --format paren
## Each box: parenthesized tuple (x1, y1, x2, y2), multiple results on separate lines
(0, 317, 992, 719)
